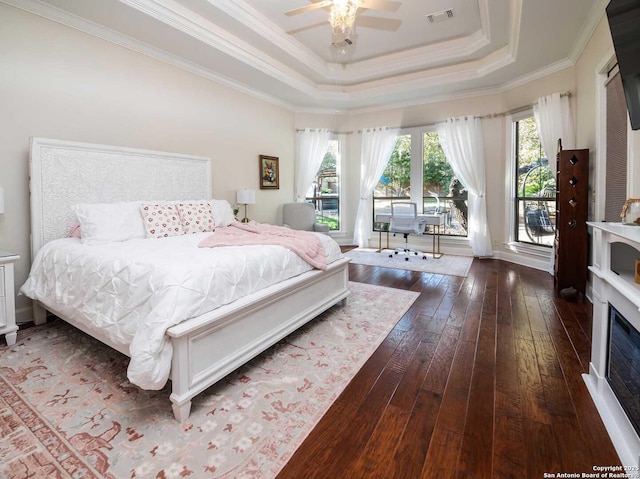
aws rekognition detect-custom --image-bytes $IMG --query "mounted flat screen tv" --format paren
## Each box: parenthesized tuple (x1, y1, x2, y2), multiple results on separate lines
(606, 0, 640, 130)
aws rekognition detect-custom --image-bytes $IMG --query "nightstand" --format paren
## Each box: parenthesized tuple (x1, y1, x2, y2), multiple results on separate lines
(0, 249, 19, 346)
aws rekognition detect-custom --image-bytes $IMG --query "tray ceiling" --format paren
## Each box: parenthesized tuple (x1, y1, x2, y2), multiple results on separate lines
(4, 0, 608, 112)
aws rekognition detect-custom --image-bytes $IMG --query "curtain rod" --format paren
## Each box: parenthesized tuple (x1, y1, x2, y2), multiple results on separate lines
(298, 92, 572, 134)
(295, 128, 353, 134)
(381, 91, 573, 131)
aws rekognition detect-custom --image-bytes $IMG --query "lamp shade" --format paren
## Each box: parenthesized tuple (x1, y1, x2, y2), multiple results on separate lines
(0, 186, 4, 214)
(237, 189, 255, 205)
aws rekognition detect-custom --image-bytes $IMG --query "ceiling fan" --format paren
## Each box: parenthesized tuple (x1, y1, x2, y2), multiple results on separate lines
(285, 0, 402, 39)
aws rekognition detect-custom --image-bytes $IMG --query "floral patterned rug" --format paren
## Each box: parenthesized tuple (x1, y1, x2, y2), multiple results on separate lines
(0, 282, 418, 479)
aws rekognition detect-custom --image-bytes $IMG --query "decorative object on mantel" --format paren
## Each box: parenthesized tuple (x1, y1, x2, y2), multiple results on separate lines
(259, 155, 279, 189)
(620, 198, 640, 225)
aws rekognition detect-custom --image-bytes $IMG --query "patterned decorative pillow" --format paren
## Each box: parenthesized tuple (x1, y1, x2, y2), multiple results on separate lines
(177, 201, 215, 234)
(140, 204, 184, 238)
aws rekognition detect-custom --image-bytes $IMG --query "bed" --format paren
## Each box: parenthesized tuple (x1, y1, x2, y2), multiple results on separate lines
(21, 137, 350, 421)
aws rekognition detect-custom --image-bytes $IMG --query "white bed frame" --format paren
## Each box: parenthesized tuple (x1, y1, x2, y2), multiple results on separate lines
(28, 137, 350, 421)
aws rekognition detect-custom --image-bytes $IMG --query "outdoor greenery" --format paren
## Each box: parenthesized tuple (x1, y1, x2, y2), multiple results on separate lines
(517, 117, 555, 197)
(377, 135, 411, 196)
(316, 216, 339, 229)
(422, 132, 454, 196)
(320, 142, 337, 171)
(376, 132, 456, 198)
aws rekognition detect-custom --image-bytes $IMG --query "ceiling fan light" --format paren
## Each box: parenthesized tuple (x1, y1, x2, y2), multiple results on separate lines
(329, 0, 362, 36)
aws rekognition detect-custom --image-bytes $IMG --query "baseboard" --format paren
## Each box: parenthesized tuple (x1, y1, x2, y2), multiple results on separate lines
(493, 249, 552, 272)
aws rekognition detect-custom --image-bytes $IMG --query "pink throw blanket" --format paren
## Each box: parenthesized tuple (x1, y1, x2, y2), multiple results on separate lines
(198, 221, 328, 270)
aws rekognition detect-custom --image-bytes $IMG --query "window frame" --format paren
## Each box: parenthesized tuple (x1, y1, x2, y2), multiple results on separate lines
(372, 126, 468, 238)
(509, 110, 556, 249)
(304, 133, 344, 233)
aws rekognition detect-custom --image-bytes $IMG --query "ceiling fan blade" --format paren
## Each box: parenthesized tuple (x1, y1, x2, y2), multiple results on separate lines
(357, 16, 402, 31)
(360, 0, 401, 12)
(285, 1, 332, 16)
(286, 21, 328, 35)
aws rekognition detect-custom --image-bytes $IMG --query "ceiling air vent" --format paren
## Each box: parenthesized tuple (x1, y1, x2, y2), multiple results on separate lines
(427, 9, 454, 23)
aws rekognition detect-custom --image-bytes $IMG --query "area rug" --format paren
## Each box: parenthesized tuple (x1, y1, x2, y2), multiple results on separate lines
(345, 248, 473, 277)
(0, 282, 418, 479)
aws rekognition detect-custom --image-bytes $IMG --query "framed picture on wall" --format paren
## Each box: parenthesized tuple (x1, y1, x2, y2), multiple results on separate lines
(260, 155, 279, 189)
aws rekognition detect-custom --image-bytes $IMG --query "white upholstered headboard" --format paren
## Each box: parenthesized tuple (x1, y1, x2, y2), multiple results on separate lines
(29, 137, 212, 255)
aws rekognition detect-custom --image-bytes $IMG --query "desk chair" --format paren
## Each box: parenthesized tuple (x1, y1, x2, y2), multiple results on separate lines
(388, 202, 427, 260)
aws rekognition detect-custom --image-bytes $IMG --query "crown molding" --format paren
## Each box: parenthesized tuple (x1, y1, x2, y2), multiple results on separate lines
(119, 0, 317, 93)
(342, 30, 491, 82)
(507, 0, 522, 58)
(208, 0, 328, 76)
(1, 0, 299, 110)
(332, 44, 517, 98)
(501, 58, 575, 91)
(0, 0, 596, 115)
(568, 0, 610, 64)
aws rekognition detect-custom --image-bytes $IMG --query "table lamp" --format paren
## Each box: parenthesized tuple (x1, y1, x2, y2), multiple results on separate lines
(236, 189, 255, 223)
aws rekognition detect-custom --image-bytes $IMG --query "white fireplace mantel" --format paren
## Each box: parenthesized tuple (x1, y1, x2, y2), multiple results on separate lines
(585, 221, 640, 468)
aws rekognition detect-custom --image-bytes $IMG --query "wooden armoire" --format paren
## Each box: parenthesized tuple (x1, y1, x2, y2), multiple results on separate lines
(554, 145, 589, 297)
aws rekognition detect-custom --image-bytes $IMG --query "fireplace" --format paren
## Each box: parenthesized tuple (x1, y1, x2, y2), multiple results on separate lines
(608, 305, 640, 436)
(585, 222, 640, 467)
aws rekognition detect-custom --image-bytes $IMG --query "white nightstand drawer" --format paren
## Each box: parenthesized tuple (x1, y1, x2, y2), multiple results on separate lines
(0, 253, 19, 346)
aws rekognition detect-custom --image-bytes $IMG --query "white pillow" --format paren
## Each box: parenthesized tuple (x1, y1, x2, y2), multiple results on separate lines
(209, 199, 235, 227)
(72, 201, 145, 245)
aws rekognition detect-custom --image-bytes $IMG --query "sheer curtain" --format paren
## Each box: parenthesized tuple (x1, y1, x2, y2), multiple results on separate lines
(533, 93, 575, 273)
(533, 92, 575, 157)
(294, 128, 331, 202)
(437, 116, 493, 257)
(353, 127, 398, 247)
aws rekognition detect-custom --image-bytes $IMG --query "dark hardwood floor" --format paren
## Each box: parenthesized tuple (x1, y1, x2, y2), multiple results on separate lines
(277, 255, 621, 479)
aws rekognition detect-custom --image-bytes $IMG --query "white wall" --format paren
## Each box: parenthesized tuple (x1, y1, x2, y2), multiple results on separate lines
(0, 4, 295, 322)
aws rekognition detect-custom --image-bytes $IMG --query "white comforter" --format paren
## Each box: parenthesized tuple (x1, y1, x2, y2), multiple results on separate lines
(20, 231, 342, 390)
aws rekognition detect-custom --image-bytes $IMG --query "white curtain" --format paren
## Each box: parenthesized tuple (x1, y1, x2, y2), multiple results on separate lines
(533, 93, 575, 273)
(437, 116, 493, 257)
(294, 128, 331, 202)
(353, 127, 398, 247)
(533, 92, 575, 158)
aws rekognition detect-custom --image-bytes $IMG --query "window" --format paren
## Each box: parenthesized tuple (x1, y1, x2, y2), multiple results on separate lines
(513, 116, 556, 246)
(373, 134, 411, 216)
(305, 138, 341, 230)
(422, 131, 467, 236)
(373, 131, 467, 236)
